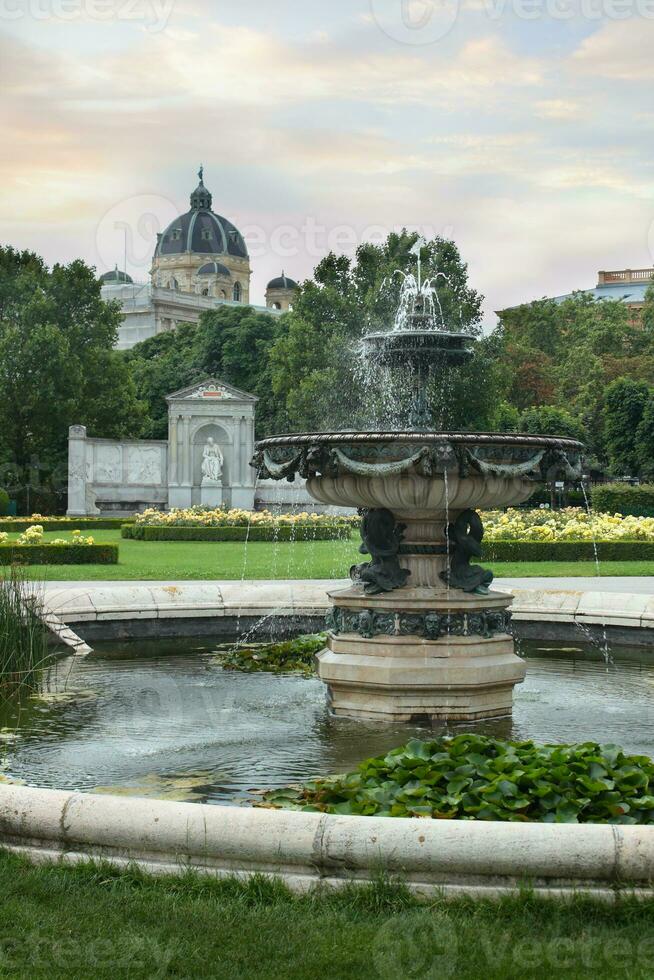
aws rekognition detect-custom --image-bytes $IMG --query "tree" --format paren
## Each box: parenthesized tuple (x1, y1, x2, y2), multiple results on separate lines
(125, 305, 283, 440)
(269, 231, 493, 431)
(495, 290, 654, 468)
(0, 247, 142, 511)
(489, 401, 521, 432)
(643, 283, 654, 333)
(636, 394, 654, 478)
(602, 378, 652, 476)
(519, 406, 586, 442)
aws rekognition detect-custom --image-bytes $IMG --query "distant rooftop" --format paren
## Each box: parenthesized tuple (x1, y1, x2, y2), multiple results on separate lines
(555, 268, 653, 306)
(500, 267, 653, 313)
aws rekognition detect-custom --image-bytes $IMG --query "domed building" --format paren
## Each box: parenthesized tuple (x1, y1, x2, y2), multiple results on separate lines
(151, 169, 251, 303)
(100, 168, 298, 350)
(100, 266, 133, 285)
(265, 272, 299, 311)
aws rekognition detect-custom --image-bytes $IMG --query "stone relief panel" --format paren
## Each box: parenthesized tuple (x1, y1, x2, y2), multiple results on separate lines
(127, 446, 163, 485)
(188, 383, 236, 399)
(94, 445, 123, 484)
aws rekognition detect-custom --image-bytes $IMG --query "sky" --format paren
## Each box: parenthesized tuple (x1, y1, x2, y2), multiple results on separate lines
(1, 0, 653, 322)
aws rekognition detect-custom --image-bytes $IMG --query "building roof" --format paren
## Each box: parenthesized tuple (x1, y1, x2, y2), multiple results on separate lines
(99, 267, 133, 285)
(267, 272, 298, 291)
(552, 280, 651, 306)
(197, 261, 232, 278)
(166, 377, 258, 403)
(155, 169, 248, 260)
(499, 268, 653, 314)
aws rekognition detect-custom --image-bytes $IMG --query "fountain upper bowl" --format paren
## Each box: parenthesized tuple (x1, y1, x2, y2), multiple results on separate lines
(252, 431, 584, 514)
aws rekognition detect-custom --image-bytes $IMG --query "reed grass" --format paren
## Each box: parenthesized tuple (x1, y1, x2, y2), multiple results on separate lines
(0, 566, 50, 693)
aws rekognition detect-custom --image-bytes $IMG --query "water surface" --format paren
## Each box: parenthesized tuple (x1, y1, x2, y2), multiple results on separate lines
(1, 637, 653, 804)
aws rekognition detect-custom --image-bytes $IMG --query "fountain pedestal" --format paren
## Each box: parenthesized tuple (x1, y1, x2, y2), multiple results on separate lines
(318, 586, 525, 723)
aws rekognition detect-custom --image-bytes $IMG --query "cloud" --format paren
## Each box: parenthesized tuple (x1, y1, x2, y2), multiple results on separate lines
(572, 20, 654, 81)
(0, 12, 652, 316)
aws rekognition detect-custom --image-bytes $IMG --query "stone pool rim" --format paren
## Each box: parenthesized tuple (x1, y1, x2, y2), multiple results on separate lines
(1, 783, 653, 900)
(41, 580, 654, 647)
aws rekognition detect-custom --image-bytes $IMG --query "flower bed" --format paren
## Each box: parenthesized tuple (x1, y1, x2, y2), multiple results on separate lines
(0, 516, 133, 532)
(132, 506, 357, 529)
(0, 525, 118, 565)
(124, 507, 354, 542)
(483, 508, 654, 542)
(261, 734, 654, 824)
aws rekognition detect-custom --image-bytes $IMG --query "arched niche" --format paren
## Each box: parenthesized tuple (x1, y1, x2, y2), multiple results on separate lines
(192, 422, 232, 488)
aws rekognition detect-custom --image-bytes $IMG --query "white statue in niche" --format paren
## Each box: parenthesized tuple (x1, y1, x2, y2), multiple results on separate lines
(201, 437, 223, 485)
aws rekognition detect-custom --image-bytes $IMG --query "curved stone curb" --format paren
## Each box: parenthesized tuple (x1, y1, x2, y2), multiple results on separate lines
(41, 581, 654, 633)
(1, 784, 653, 899)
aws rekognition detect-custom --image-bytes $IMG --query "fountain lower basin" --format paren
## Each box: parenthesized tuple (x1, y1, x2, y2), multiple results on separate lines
(252, 430, 584, 723)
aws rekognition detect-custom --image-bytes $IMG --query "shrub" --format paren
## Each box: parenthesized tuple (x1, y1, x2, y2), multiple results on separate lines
(592, 484, 654, 518)
(261, 734, 654, 823)
(0, 544, 119, 565)
(0, 490, 9, 516)
(122, 524, 351, 542)
(485, 541, 654, 561)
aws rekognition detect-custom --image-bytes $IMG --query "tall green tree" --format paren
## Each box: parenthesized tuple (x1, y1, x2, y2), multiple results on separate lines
(636, 394, 654, 478)
(643, 283, 654, 333)
(125, 305, 283, 439)
(270, 232, 491, 431)
(0, 247, 142, 509)
(602, 378, 652, 476)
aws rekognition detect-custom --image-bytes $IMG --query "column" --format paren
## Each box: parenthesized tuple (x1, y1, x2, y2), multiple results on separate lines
(66, 425, 88, 516)
(168, 414, 179, 485)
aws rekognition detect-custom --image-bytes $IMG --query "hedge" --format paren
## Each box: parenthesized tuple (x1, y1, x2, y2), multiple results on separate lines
(0, 544, 119, 565)
(485, 540, 654, 562)
(0, 518, 134, 532)
(591, 484, 654, 518)
(122, 524, 352, 542)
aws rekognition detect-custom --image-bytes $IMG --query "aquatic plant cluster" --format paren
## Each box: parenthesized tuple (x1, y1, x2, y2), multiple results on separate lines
(133, 507, 358, 528)
(212, 634, 327, 676)
(261, 735, 654, 824)
(483, 508, 654, 542)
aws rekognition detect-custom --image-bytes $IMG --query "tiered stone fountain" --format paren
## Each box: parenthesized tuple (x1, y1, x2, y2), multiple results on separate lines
(252, 255, 583, 723)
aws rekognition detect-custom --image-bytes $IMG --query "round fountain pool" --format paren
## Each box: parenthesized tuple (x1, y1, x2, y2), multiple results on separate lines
(1, 637, 653, 804)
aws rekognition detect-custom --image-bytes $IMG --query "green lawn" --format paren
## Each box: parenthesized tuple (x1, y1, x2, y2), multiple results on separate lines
(1, 852, 654, 979)
(7, 530, 654, 580)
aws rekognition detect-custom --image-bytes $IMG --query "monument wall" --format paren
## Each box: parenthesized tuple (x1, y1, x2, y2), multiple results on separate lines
(67, 378, 258, 516)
